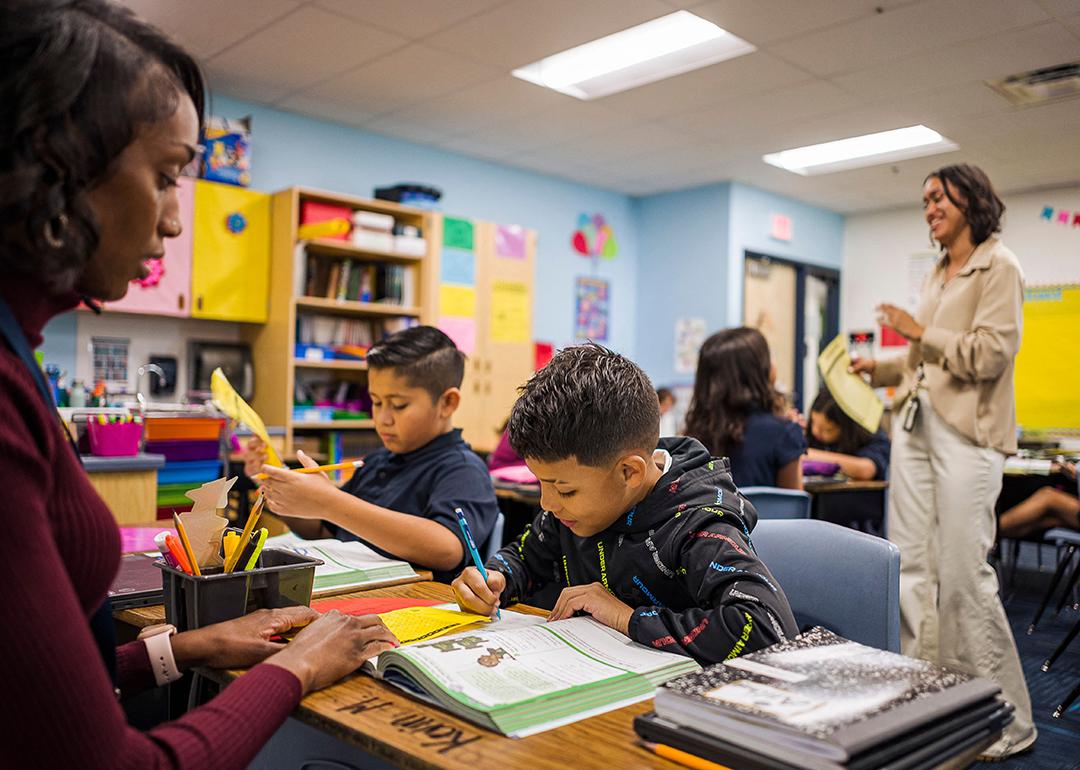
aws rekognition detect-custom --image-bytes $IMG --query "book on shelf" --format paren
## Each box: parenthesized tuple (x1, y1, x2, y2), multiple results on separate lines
(369, 613, 700, 738)
(652, 627, 1007, 770)
(265, 533, 418, 595)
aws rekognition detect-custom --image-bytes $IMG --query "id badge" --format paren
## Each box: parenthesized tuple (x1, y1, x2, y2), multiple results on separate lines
(902, 394, 921, 432)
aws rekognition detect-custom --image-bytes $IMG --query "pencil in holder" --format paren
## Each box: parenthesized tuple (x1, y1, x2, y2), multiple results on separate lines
(154, 549, 322, 632)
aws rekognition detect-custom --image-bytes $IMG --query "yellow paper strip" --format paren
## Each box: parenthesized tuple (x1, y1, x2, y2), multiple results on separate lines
(817, 334, 883, 434)
(491, 280, 530, 343)
(379, 606, 490, 646)
(211, 367, 282, 466)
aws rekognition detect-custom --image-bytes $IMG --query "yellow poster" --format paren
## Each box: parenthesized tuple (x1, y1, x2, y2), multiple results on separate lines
(491, 280, 530, 343)
(1015, 285, 1080, 432)
(439, 285, 476, 317)
(817, 334, 883, 434)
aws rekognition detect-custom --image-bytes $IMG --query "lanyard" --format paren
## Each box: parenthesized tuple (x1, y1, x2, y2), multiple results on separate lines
(0, 292, 117, 686)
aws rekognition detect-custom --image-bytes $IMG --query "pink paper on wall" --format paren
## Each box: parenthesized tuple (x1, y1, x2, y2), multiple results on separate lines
(495, 224, 527, 259)
(438, 316, 476, 355)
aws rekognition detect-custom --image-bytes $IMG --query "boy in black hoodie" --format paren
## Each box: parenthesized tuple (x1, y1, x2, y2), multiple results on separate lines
(452, 343, 798, 665)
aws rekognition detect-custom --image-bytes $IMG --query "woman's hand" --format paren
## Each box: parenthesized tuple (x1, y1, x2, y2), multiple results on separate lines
(242, 437, 268, 481)
(170, 606, 319, 670)
(260, 451, 338, 519)
(877, 303, 924, 341)
(849, 356, 877, 376)
(265, 611, 399, 695)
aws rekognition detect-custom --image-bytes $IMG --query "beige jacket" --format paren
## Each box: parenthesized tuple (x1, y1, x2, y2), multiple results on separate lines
(873, 236, 1024, 455)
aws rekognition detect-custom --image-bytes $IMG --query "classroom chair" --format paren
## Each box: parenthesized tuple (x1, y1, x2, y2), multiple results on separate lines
(740, 486, 812, 520)
(752, 519, 901, 652)
(484, 511, 506, 562)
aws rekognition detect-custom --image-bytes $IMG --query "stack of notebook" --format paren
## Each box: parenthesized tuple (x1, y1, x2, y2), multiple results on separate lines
(636, 627, 1013, 770)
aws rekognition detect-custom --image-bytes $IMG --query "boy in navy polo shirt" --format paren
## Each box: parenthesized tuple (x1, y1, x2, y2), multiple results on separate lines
(452, 343, 797, 664)
(252, 326, 498, 581)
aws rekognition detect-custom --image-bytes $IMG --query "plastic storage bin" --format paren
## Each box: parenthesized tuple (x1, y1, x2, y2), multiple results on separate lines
(156, 549, 322, 632)
(87, 420, 143, 456)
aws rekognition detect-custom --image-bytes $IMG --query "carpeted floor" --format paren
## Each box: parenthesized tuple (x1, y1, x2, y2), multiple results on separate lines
(972, 542, 1080, 770)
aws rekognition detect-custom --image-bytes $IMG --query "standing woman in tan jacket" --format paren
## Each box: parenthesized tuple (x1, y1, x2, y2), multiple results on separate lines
(851, 164, 1033, 759)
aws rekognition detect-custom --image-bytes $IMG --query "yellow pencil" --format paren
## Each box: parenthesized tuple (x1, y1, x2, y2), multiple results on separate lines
(172, 512, 201, 577)
(253, 459, 363, 481)
(224, 491, 266, 573)
(641, 741, 732, 770)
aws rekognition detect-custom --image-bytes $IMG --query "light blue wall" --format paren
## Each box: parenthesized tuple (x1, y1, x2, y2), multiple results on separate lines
(725, 182, 845, 325)
(39, 312, 78, 376)
(213, 96, 638, 356)
(632, 183, 730, 387)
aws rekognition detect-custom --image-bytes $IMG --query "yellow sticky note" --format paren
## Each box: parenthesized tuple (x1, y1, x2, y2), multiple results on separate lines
(211, 368, 283, 466)
(379, 606, 490, 646)
(491, 280, 529, 343)
(439, 285, 476, 317)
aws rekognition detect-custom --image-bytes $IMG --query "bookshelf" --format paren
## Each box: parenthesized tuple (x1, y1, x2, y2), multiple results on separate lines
(244, 186, 439, 462)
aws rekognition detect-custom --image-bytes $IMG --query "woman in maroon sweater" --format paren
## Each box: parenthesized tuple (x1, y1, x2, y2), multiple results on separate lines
(0, 2, 397, 767)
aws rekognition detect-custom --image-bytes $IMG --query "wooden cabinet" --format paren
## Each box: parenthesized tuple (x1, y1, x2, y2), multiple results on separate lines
(191, 180, 271, 323)
(105, 177, 194, 316)
(445, 221, 536, 453)
(245, 187, 437, 458)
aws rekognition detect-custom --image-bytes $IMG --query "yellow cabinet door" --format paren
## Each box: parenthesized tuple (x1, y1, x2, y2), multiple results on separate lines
(191, 180, 270, 322)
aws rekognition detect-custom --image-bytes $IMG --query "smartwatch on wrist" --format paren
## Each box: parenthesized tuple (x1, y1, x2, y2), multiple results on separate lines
(138, 623, 183, 686)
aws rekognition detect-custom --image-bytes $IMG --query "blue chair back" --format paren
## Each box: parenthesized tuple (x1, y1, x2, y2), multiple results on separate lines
(484, 511, 506, 562)
(740, 486, 811, 520)
(752, 518, 901, 651)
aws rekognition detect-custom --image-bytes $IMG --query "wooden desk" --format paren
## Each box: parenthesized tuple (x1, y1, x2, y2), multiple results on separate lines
(206, 582, 688, 770)
(804, 478, 889, 536)
(84, 453, 165, 525)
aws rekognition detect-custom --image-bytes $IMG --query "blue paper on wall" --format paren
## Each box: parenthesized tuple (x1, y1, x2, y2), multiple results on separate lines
(440, 248, 476, 287)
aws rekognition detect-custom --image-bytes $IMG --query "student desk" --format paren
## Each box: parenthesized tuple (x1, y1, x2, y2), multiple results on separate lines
(115, 581, 998, 770)
(804, 478, 889, 536)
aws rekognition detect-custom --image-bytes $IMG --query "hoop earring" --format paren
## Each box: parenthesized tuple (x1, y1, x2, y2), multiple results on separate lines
(44, 213, 69, 249)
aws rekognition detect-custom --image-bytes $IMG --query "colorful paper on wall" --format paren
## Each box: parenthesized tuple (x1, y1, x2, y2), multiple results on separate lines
(443, 217, 474, 251)
(574, 277, 609, 341)
(491, 280, 530, 343)
(440, 247, 476, 286)
(439, 284, 476, 317)
(674, 318, 706, 374)
(534, 341, 554, 371)
(495, 224, 527, 259)
(438, 316, 477, 355)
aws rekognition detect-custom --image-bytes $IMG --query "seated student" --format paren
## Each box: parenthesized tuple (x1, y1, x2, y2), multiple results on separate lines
(249, 326, 498, 582)
(487, 421, 524, 471)
(452, 343, 798, 665)
(999, 460, 1079, 538)
(804, 387, 890, 481)
(684, 327, 806, 489)
(657, 386, 679, 436)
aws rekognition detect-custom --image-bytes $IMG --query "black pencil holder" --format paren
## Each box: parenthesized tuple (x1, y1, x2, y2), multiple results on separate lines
(155, 548, 323, 632)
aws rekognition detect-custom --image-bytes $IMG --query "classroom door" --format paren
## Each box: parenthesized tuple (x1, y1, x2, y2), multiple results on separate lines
(743, 256, 797, 397)
(744, 252, 840, 412)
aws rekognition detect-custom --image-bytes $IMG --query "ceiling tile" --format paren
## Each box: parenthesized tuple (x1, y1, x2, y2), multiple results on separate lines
(120, 0, 300, 59)
(596, 52, 810, 120)
(206, 6, 408, 102)
(768, 0, 1051, 77)
(1034, 0, 1080, 20)
(831, 22, 1080, 100)
(312, 0, 506, 39)
(664, 79, 864, 140)
(453, 100, 630, 154)
(275, 93, 380, 128)
(684, 0, 917, 46)
(308, 43, 500, 115)
(424, 0, 674, 69)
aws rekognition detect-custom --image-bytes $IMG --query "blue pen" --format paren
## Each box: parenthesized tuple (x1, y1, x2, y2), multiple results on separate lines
(455, 507, 500, 619)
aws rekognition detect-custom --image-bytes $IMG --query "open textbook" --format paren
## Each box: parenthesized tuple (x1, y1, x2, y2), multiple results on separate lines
(368, 612, 700, 737)
(266, 534, 418, 595)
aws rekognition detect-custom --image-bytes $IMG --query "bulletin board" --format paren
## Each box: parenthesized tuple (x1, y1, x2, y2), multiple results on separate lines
(1014, 284, 1080, 434)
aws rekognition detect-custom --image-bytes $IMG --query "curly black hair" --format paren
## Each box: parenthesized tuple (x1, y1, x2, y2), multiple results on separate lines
(507, 342, 660, 467)
(0, 0, 205, 291)
(925, 163, 1005, 246)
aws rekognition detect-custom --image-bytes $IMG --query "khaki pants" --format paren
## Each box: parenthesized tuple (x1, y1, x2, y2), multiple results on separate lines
(888, 392, 1034, 748)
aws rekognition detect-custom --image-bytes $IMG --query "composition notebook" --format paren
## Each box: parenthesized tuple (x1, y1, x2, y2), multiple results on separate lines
(366, 613, 700, 738)
(265, 534, 418, 595)
(654, 627, 1001, 770)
